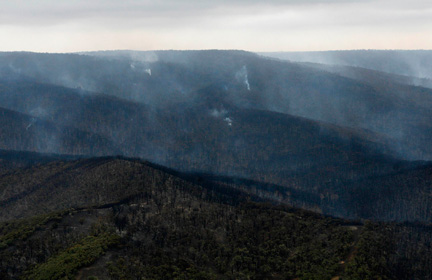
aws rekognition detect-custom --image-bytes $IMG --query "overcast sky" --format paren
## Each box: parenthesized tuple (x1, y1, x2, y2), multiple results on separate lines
(1, 0, 431, 52)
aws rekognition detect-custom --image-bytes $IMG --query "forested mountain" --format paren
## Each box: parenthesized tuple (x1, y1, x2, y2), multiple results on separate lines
(0, 80, 398, 179)
(2, 50, 432, 161)
(1, 50, 432, 278)
(1, 154, 431, 280)
(0, 51, 431, 223)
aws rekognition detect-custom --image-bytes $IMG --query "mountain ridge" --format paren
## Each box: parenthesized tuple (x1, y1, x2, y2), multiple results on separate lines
(1, 152, 432, 279)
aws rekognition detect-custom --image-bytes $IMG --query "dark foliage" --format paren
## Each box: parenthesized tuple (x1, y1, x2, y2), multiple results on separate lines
(0, 156, 431, 279)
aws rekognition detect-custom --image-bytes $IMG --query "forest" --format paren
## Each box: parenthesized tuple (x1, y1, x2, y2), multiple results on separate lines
(0, 154, 431, 279)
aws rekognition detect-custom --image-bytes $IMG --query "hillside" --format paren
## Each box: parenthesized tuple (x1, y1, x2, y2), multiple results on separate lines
(1, 155, 432, 279)
(0, 80, 402, 187)
(187, 160, 432, 223)
(336, 164, 432, 222)
(0, 106, 118, 156)
(0, 156, 252, 222)
(2, 50, 432, 161)
(0, 150, 429, 223)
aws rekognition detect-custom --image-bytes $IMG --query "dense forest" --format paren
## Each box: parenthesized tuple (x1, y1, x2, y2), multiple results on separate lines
(1, 153, 431, 279)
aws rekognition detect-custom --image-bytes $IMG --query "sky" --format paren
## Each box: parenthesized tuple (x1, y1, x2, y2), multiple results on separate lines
(0, 0, 431, 52)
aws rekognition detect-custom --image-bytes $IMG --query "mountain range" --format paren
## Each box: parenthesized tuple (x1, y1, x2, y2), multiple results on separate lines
(1, 49, 432, 279)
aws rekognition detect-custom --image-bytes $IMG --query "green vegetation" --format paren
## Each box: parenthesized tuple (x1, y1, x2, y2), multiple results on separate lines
(0, 211, 66, 249)
(22, 231, 119, 280)
(107, 203, 354, 279)
(344, 223, 395, 280)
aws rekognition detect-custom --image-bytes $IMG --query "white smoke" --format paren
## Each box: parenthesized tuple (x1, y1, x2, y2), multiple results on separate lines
(130, 61, 151, 76)
(142, 52, 159, 63)
(210, 108, 228, 118)
(130, 52, 159, 63)
(8, 63, 21, 74)
(26, 118, 36, 130)
(209, 109, 232, 126)
(29, 107, 48, 118)
(235, 65, 251, 91)
(224, 117, 233, 126)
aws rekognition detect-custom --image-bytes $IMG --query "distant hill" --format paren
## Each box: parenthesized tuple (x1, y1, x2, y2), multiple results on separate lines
(261, 50, 432, 80)
(299, 62, 432, 89)
(0, 80, 417, 220)
(2, 50, 432, 161)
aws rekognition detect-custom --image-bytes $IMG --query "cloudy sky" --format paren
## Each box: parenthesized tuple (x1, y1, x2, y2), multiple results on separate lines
(1, 0, 431, 52)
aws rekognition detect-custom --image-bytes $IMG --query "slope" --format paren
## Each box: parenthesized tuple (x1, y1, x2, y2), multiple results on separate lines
(0, 80, 405, 192)
(0, 155, 431, 279)
(0, 106, 118, 156)
(336, 163, 432, 222)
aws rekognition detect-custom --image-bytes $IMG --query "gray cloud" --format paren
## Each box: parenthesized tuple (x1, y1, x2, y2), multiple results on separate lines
(1, 0, 429, 26)
(0, 0, 374, 25)
(0, 0, 431, 52)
